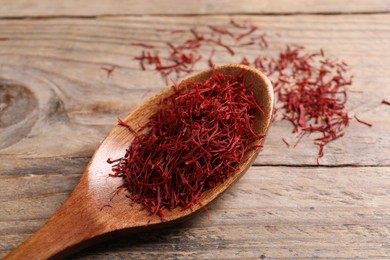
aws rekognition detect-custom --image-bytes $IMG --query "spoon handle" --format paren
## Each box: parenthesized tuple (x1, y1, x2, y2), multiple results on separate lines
(4, 188, 102, 259)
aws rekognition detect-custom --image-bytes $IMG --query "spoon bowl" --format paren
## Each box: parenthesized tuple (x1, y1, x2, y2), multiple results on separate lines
(5, 64, 273, 259)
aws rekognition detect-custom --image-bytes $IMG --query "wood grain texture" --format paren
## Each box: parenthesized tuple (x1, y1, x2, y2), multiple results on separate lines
(1, 167, 390, 259)
(0, 0, 390, 17)
(0, 15, 389, 166)
(1, 6, 390, 260)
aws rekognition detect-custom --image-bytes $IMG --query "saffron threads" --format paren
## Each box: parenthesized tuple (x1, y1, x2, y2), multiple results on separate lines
(382, 99, 390, 105)
(237, 41, 255, 47)
(259, 33, 268, 48)
(129, 19, 359, 162)
(101, 65, 116, 78)
(236, 25, 258, 41)
(354, 115, 372, 127)
(117, 119, 138, 136)
(133, 20, 263, 82)
(130, 42, 155, 48)
(230, 19, 249, 29)
(108, 72, 264, 221)
(171, 29, 186, 34)
(282, 138, 290, 147)
(208, 25, 235, 38)
(248, 45, 352, 161)
(208, 49, 216, 68)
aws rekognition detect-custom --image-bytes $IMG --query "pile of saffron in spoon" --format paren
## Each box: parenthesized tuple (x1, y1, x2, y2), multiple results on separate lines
(108, 71, 264, 220)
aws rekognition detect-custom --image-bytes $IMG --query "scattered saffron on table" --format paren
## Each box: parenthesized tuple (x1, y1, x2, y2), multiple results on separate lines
(354, 115, 372, 127)
(132, 21, 266, 82)
(128, 19, 357, 162)
(250, 45, 352, 162)
(108, 72, 264, 221)
(101, 65, 116, 78)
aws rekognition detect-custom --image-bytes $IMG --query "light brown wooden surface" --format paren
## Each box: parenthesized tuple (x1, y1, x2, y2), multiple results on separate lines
(1, 0, 390, 17)
(1, 2, 390, 259)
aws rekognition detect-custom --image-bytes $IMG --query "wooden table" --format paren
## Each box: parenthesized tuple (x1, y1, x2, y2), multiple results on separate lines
(1, 1, 390, 259)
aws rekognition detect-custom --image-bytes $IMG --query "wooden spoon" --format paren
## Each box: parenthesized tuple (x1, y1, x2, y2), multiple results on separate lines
(5, 64, 274, 260)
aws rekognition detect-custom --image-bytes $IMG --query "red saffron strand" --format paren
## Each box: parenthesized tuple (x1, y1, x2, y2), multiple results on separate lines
(382, 99, 390, 105)
(236, 26, 258, 41)
(208, 49, 216, 68)
(171, 29, 186, 34)
(208, 39, 235, 55)
(130, 42, 155, 48)
(259, 33, 268, 48)
(208, 25, 235, 38)
(241, 57, 250, 66)
(101, 65, 116, 78)
(237, 41, 255, 47)
(282, 138, 290, 147)
(354, 115, 372, 127)
(230, 19, 249, 29)
(108, 72, 264, 221)
(117, 119, 139, 136)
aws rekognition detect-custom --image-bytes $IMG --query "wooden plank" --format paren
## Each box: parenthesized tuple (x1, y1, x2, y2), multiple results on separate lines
(0, 14, 389, 166)
(0, 0, 390, 17)
(1, 166, 389, 258)
(1, 11, 389, 259)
